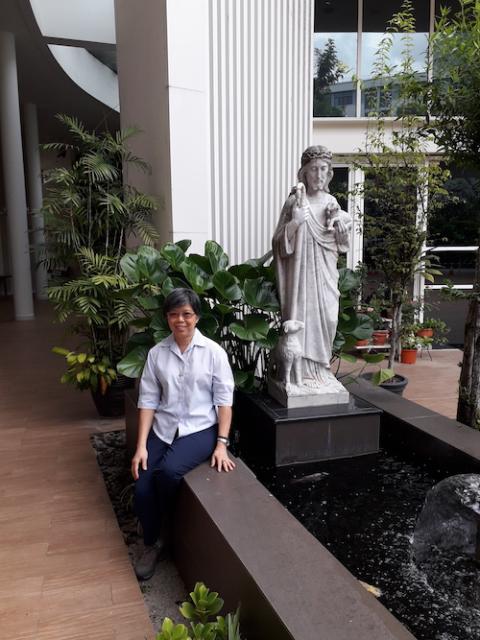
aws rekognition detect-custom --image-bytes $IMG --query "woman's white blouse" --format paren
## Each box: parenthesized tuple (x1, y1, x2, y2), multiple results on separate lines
(137, 328, 234, 444)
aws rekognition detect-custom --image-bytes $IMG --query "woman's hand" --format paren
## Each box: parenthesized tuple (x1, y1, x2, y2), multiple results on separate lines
(131, 445, 148, 480)
(210, 442, 236, 473)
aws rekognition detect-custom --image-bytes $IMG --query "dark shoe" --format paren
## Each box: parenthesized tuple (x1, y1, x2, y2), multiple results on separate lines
(134, 544, 161, 581)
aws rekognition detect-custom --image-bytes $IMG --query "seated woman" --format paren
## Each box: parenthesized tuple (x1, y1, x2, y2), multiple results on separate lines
(131, 288, 235, 580)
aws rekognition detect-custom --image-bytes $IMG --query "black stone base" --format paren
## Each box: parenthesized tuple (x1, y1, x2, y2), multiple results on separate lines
(234, 390, 382, 467)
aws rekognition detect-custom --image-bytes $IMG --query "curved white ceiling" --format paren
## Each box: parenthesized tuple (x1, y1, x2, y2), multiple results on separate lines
(29, 0, 116, 45)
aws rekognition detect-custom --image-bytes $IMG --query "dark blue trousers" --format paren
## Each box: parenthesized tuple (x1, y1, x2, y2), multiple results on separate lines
(135, 426, 217, 545)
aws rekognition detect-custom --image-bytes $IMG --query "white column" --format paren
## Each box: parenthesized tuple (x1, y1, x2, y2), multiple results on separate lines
(0, 32, 34, 319)
(23, 103, 48, 300)
(347, 166, 364, 270)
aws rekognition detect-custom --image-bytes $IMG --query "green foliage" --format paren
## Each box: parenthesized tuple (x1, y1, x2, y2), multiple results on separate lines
(353, 0, 448, 368)
(117, 240, 375, 390)
(44, 116, 157, 391)
(426, 0, 480, 170)
(117, 240, 281, 390)
(156, 583, 242, 640)
(52, 348, 116, 392)
(42, 115, 158, 274)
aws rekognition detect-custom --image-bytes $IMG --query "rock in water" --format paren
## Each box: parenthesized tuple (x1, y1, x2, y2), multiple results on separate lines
(413, 474, 480, 565)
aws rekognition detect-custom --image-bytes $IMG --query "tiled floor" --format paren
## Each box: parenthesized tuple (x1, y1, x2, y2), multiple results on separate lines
(0, 301, 153, 640)
(0, 299, 463, 640)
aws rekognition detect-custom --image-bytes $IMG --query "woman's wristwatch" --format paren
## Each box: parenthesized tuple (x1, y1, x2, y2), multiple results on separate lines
(217, 436, 230, 446)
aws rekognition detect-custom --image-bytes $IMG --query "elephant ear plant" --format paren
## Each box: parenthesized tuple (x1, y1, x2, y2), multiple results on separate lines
(117, 240, 281, 390)
(117, 240, 388, 390)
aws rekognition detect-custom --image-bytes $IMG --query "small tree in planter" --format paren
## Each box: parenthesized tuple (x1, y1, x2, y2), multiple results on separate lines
(353, 0, 447, 370)
(43, 115, 158, 415)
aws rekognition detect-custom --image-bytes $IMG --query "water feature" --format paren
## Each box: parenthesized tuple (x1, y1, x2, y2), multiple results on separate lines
(249, 451, 480, 640)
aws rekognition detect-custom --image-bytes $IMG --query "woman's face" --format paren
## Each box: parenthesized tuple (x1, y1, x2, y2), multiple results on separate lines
(304, 158, 330, 193)
(166, 304, 198, 342)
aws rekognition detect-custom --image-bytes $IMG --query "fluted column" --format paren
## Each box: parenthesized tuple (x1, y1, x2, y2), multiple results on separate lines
(24, 102, 48, 300)
(0, 32, 34, 319)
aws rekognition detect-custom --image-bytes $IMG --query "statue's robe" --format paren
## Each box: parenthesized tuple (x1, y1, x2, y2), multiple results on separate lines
(273, 191, 351, 380)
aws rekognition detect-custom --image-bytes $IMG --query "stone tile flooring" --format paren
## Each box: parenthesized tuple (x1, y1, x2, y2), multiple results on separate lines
(0, 301, 153, 640)
(0, 299, 463, 639)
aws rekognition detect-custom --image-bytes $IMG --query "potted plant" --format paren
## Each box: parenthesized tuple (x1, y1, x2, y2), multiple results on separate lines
(43, 115, 158, 416)
(414, 318, 449, 341)
(400, 331, 421, 365)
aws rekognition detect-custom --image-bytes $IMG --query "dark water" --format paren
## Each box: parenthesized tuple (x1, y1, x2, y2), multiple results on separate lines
(249, 452, 480, 640)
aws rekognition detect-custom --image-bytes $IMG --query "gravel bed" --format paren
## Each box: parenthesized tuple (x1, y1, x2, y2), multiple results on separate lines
(90, 430, 187, 631)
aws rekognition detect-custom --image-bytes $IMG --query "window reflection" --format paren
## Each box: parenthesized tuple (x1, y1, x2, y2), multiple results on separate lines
(313, 34, 357, 117)
(313, 0, 358, 117)
(361, 0, 429, 116)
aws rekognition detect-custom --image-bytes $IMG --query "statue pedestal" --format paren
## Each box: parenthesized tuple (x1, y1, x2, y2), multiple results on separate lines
(234, 390, 382, 468)
(267, 377, 349, 408)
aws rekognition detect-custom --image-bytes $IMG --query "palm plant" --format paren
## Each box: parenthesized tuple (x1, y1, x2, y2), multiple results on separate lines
(42, 114, 159, 274)
(43, 115, 159, 398)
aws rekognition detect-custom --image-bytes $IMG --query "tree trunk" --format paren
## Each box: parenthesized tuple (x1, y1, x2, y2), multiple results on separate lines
(388, 300, 402, 369)
(457, 247, 480, 429)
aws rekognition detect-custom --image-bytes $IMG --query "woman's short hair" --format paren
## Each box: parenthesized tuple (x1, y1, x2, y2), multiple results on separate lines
(163, 288, 201, 316)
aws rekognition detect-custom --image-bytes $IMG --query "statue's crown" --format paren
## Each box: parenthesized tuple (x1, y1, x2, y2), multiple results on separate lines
(300, 145, 332, 166)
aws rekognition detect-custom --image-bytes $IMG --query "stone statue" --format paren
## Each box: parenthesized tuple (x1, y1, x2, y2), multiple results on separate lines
(269, 145, 352, 408)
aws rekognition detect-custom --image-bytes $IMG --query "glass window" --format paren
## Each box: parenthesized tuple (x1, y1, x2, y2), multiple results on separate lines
(361, 0, 429, 116)
(314, 0, 358, 117)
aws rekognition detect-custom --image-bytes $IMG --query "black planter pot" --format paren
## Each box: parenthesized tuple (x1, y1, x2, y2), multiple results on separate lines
(91, 375, 135, 417)
(361, 372, 408, 396)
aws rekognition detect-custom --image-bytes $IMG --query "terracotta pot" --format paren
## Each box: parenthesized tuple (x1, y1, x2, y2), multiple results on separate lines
(356, 339, 369, 347)
(372, 330, 389, 346)
(416, 328, 433, 338)
(400, 349, 417, 365)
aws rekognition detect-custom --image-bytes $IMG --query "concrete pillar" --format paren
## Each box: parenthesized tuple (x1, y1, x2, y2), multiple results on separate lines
(0, 32, 34, 319)
(23, 102, 48, 300)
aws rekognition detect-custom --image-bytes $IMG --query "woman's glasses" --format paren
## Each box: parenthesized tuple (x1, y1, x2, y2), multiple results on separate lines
(167, 312, 196, 320)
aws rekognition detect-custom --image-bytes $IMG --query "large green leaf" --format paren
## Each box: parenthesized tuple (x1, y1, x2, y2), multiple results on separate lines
(256, 328, 279, 349)
(243, 278, 280, 311)
(126, 331, 155, 349)
(337, 308, 358, 334)
(212, 271, 242, 301)
(362, 353, 386, 364)
(117, 345, 150, 377)
(229, 314, 270, 341)
(189, 253, 212, 274)
(121, 246, 167, 285)
(161, 276, 188, 296)
(197, 313, 219, 338)
(175, 239, 191, 252)
(228, 264, 258, 283)
(181, 259, 213, 293)
(160, 243, 186, 270)
(205, 240, 229, 273)
(371, 368, 395, 385)
(120, 252, 139, 282)
(351, 313, 374, 340)
(137, 295, 162, 310)
(338, 268, 360, 295)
